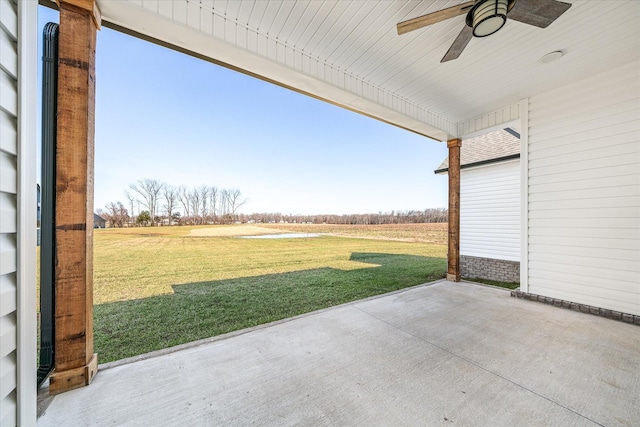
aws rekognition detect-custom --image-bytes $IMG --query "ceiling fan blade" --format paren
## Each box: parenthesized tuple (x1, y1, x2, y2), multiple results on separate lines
(441, 25, 473, 63)
(508, 0, 572, 28)
(397, 1, 474, 35)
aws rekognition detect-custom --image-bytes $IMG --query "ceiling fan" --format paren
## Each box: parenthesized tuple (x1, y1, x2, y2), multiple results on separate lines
(397, 0, 572, 62)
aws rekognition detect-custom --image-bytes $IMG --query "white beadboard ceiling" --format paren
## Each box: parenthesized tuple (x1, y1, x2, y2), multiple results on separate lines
(96, 0, 640, 140)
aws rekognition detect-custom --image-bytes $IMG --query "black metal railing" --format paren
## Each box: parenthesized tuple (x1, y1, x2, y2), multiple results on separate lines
(38, 22, 59, 387)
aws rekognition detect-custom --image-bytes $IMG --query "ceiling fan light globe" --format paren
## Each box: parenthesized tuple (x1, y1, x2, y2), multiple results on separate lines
(473, 15, 506, 37)
(472, 0, 509, 37)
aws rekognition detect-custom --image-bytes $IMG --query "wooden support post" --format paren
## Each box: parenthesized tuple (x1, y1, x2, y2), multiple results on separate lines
(447, 138, 461, 282)
(49, 0, 101, 395)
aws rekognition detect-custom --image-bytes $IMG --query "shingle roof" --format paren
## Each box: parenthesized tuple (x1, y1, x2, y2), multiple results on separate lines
(435, 129, 520, 173)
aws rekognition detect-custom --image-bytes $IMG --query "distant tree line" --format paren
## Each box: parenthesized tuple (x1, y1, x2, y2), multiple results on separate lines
(238, 208, 448, 225)
(98, 178, 447, 228)
(98, 178, 247, 227)
(237, 209, 448, 225)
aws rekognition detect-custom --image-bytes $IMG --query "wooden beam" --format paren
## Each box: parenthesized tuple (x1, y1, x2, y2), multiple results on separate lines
(447, 138, 462, 282)
(49, 0, 99, 395)
(53, 0, 102, 29)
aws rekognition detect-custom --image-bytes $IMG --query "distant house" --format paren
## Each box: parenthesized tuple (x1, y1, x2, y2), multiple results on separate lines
(435, 129, 520, 283)
(93, 213, 106, 229)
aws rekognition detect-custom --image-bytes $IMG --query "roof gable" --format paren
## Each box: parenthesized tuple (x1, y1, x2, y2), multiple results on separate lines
(435, 129, 520, 173)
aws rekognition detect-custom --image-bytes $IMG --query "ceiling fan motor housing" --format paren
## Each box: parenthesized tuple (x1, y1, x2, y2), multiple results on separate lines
(396, 0, 571, 62)
(467, 0, 515, 37)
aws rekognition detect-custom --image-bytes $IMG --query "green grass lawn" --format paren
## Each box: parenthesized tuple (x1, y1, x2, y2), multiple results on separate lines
(94, 225, 447, 362)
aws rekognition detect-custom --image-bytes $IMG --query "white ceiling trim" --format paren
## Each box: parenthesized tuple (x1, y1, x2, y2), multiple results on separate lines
(459, 103, 520, 138)
(97, 0, 457, 141)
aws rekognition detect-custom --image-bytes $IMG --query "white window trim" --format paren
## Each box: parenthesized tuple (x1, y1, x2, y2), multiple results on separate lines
(519, 98, 529, 292)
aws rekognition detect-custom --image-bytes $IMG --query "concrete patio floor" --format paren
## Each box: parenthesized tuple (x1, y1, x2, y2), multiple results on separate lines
(38, 280, 639, 426)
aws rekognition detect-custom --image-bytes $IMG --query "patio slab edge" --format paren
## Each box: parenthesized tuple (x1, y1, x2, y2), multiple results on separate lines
(98, 278, 447, 371)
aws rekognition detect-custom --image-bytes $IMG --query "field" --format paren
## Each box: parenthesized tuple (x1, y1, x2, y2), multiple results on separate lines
(261, 222, 448, 244)
(93, 223, 447, 362)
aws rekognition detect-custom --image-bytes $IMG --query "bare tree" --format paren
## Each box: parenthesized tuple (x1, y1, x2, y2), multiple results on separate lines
(124, 191, 136, 224)
(227, 189, 247, 217)
(163, 185, 178, 226)
(102, 201, 129, 228)
(218, 188, 247, 223)
(189, 188, 202, 225)
(129, 179, 164, 226)
(178, 186, 191, 224)
(220, 188, 231, 222)
(198, 185, 209, 224)
(208, 186, 218, 223)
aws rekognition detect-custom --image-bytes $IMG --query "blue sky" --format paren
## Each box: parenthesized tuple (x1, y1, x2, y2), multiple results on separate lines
(38, 6, 448, 216)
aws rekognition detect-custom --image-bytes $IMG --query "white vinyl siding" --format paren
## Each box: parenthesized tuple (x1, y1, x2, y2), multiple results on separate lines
(0, 0, 20, 424)
(460, 160, 521, 262)
(526, 60, 640, 316)
(1, 1, 37, 424)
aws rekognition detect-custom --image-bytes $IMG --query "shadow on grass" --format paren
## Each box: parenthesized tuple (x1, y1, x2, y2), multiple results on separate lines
(94, 252, 445, 363)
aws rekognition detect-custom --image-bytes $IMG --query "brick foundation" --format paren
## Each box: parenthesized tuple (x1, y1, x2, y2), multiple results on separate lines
(460, 255, 519, 283)
(511, 289, 640, 326)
